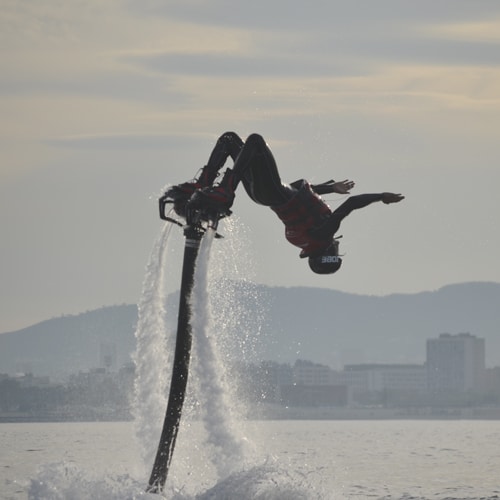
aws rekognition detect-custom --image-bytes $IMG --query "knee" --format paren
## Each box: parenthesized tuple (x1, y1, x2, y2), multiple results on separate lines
(245, 133, 266, 148)
(220, 131, 241, 141)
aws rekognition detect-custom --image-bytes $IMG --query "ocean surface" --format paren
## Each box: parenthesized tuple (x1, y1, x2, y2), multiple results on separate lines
(1, 419, 500, 500)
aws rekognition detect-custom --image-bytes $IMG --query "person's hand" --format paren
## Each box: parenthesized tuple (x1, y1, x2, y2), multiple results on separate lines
(382, 192, 405, 204)
(333, 179, 355, 194)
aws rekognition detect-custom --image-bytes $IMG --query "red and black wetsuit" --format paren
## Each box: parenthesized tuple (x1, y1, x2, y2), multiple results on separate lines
(270, 180, 332, 257)
(206, 132, 384, 257)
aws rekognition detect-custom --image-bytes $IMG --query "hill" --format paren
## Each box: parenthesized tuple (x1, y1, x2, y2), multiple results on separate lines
(0, 281, 499, 379)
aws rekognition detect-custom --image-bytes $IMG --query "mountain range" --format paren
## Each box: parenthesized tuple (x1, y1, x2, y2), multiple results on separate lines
(0, 281, 499, 380)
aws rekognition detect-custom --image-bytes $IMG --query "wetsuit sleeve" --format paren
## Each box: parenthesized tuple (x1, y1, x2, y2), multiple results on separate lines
(310, 180, 337, 195)
(291, 179, 339, 194)
(310, 193, 384, 240)
(331, 193, 383, 219)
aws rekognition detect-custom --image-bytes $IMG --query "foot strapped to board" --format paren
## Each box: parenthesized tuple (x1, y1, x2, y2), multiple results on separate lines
(188, 186, 233, 216)
(159, 186, 231, 238)
(159, 181, 202, 220)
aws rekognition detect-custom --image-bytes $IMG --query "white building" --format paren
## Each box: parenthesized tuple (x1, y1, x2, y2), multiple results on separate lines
(293, 359, 332, 386)
(426, 333, 485, 393)
(337, 364, 427, 395)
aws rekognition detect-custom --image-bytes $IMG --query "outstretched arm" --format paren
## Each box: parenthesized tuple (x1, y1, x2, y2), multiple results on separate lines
(311, 192, 404, 239)
(333, 192, 404, 218)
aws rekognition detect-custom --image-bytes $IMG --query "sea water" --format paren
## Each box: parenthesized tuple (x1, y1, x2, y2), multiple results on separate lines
(2, 220, 500, 499)
(1, 419, 500, 499)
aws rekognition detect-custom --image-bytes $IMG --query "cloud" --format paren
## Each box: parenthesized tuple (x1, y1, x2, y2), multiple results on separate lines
(422, 19, 500, 43)
(0, 67, 186, 107)
(125, 51, 368, 79)
(127, 0, 500, 32)
(46, 133, 198, 150)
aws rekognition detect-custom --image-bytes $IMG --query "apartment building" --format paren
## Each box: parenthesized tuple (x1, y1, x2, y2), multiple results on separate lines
(426, 332, 485, 393)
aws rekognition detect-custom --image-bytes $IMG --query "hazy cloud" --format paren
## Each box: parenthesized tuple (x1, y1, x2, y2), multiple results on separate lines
(47, 133, 197, 150)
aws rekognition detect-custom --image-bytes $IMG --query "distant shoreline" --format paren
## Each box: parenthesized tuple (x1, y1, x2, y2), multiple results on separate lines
(3, 406, 500, 423)
(259, 405, 500, 420)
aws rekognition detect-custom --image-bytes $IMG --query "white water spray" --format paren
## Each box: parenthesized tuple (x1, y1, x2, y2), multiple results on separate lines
(132, 221, 176, 470)
(191, 228, 250, 479)
(27, 216, 320, 499)
(28, 209, 322, 500)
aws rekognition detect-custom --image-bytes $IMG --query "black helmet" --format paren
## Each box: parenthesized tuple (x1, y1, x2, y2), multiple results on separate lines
(308, 243, 342, 274)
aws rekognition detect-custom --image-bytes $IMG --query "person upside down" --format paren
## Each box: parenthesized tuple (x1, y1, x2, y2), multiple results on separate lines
(159, 132, 404, 275)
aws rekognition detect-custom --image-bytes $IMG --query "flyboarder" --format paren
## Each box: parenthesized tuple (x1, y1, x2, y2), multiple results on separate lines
(160, 132, 404, 274)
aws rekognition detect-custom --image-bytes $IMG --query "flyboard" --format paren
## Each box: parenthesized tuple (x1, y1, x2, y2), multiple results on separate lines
(147, 192, 229, 494)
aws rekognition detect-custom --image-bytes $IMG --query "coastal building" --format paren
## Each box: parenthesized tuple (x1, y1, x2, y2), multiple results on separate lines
(293, 359, 332, 386)
(426, 333, 485, 393)
(276, 360, 348, 407)
(336, 364, 427, 396)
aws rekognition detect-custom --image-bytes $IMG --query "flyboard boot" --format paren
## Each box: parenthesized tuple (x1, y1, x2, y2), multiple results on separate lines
(187, 168, 235, 219)
(159, 163, 221, 220)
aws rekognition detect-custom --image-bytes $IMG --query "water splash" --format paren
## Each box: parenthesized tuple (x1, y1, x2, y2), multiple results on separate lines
(27, 218, 322, 500)
(28, 461, 319, 500)
(194, 463, 322, 500)
(190, 228, 251, 479)
(203, 216, 269, 422)
(28, 462, 152, 500)
(132, 222, 176, 470)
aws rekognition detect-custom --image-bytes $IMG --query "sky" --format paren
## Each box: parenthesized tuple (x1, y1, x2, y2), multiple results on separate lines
(1, 0, 500, 333)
